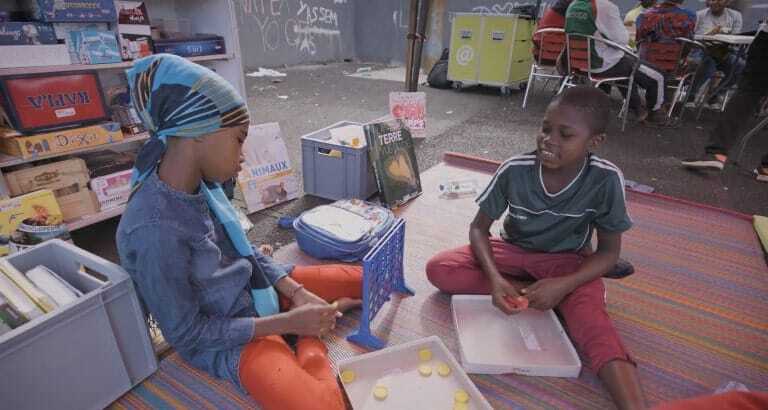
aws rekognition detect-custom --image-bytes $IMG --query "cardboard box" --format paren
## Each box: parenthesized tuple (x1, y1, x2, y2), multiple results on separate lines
(0, 22, 57, 45)
(19, 0, 118, 23)
(5, 158, 89, 197)
(0, 190, 63, 256)
(56, 188, 99, 221)
(116, 1, 152, 60)
(53, 22, 108, 41)
(67, 29, 122, 64)
(0, 44, 70, 69)
(0, 122, 124, 160)
(90, 169, 131, 210)
(0, 71, 109, 133)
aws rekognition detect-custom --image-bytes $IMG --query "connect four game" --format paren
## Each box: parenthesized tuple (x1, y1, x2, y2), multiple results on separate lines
(347, 218, 414, 350)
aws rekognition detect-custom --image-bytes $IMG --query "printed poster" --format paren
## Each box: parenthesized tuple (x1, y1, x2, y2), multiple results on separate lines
(237, 123, 299, 213)
(389, 91, 426, 138)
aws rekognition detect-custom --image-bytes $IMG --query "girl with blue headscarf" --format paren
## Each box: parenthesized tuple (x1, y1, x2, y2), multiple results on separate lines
(116, 54, 362, 410)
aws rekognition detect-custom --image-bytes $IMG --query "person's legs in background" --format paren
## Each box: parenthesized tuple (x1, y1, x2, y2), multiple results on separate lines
(688, 49, 718, 102)
(681, 31, 768, 180)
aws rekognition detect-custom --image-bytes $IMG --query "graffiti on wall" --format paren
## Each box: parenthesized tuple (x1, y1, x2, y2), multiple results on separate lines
(235, 0, 342, 56)
(470, 1, 552, 16)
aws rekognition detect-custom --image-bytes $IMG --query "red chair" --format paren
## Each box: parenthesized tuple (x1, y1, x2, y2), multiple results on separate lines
(560, 34, 639, 131)
(640, 38, 704, 123)
(522, 28, 567, 109)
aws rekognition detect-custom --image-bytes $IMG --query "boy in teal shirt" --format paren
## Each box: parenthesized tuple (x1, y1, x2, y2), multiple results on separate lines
(427, 86, 644, 409)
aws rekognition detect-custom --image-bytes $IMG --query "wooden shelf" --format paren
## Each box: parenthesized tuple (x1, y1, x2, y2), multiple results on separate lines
(66, 205, 126, 232)
(0, 53, 234, 76)
(0, 132, 149, 169)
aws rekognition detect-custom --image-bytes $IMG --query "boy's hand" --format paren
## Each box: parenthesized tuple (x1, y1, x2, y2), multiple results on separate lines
(490, 278, 526, 315)
(521, 277, 574, 311)
(291, 287, 327, 308)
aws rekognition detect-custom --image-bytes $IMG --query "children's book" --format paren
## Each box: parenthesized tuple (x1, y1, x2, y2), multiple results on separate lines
(389, 91, 426, 138)
(363, 118, 422, 208)
(237, 123, 299, 213)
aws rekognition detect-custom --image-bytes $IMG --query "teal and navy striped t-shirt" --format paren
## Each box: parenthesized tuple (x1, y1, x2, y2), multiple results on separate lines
(476, 153, 632, 253)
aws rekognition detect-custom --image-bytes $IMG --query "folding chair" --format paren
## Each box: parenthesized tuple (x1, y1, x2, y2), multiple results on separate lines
(641, 37, 705, 124)
(560, 34, 639, 131)
(522, 28, 566, 109)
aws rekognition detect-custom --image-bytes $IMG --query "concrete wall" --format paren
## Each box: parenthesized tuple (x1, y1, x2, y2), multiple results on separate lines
(232, 0, 356, 70)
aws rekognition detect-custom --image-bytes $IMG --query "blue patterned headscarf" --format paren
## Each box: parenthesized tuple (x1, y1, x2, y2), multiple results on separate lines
(126, 54, 279, 317)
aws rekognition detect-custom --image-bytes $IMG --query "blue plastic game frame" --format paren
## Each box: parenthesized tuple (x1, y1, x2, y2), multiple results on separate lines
(347, 218, 414, 349)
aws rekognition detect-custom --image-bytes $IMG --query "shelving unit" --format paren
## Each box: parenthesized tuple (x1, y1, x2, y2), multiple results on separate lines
(0, 0, 247, 232)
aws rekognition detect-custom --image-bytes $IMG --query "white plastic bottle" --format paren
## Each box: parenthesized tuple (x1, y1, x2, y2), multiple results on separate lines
(438, 179, 479, 198)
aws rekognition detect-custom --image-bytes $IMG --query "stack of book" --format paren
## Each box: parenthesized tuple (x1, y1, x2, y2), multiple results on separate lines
(0, 258, 82, 336)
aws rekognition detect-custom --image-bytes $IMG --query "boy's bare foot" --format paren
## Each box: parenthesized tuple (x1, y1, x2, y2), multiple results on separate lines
(334, 297, 362, 313)
(258, 244, 274, 257)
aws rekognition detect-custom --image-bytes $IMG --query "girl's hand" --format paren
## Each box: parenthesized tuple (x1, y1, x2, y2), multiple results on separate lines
(291, 287, 328, 308)
(286, 303, 338, 337)
(521, 277, 574, 311)
(490, 277, 526, 315)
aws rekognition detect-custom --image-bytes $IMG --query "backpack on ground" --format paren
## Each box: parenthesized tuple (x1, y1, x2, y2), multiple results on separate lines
(427, 48, 452, 89)
(292, 199, 396, 262)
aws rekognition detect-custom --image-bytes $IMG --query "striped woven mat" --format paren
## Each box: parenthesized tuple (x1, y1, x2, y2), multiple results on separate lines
(111, 156, 768, 409)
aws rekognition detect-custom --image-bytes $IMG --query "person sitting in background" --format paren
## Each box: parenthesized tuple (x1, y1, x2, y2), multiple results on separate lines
(635, 0, 696, 52)
(689, 0, 745, 106)
(533, 0, 574, 61)
(566, 0, 667, 124)
(624, 0, 657, 48)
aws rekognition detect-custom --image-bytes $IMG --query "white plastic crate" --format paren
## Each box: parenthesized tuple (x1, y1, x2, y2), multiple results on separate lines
(301, 121, 378, 200)
(337, 336, 492, 410)
(0, 240, 157, 410)
(452, 295, 582, 377)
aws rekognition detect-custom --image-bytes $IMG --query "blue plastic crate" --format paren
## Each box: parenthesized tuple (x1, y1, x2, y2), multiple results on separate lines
(347, 218, 414, 349)
(301, 121, 378, 201)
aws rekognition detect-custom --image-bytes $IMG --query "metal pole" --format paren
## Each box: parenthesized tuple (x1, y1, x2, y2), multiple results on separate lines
(409, 0, 431, 91)
(405, 0, 419, 91)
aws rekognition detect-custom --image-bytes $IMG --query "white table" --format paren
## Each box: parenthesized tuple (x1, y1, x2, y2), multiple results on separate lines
(694, 34, 755, 45)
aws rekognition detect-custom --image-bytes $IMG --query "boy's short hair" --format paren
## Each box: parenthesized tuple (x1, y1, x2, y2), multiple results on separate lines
(551, 86, 611, 135)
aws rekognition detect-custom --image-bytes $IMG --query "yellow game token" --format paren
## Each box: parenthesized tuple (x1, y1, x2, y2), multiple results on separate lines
(436, 362, 451, 377)
(418, 348, 432, 362)
(418, 363, 432, 377)
(454, 389, 470, 403)
(453, 403, 468, 410)
(340, 370, 355, 384)
(373, 385, 388, 401)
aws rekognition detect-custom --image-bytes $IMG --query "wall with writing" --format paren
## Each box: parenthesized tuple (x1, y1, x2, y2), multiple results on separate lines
(233, 0, 355, 70)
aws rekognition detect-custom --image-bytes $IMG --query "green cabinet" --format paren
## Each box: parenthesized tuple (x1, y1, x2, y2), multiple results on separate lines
(448, 13, 534, 91)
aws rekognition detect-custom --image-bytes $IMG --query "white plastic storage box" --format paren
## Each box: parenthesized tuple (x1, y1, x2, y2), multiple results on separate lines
(0, 240, 158, 410)
(301, 121, 378, 200)
(452, 295, 582, 377)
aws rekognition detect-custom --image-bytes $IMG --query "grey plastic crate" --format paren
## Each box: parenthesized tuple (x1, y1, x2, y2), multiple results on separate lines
(0, 240, 157, 410)
(301, 121, 378, 200)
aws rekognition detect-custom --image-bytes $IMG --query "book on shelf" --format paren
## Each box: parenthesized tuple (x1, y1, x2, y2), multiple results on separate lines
(363, 118, 422, 208)
(0, 258, 58, 313)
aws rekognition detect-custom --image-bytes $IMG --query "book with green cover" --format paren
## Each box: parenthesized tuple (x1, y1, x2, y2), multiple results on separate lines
(363, 118, 422, 208)
(0, 294, 28, 329)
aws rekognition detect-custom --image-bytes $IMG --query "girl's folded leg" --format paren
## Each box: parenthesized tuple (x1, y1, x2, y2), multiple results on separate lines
(239, 335, 345, 410)
(289, 264, 363, 303)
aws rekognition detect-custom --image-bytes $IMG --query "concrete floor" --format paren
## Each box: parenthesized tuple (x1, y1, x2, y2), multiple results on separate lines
(74, 61, 768, 261)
